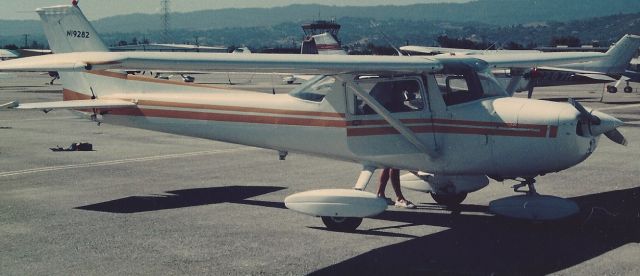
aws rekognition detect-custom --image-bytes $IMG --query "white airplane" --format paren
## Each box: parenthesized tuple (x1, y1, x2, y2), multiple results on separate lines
(402, 35, 640, 97)
(0, 3, 629, 231)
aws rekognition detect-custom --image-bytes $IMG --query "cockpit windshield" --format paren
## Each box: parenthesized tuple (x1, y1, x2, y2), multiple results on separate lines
(289, 75, 336, 102)
(435, 59, 508, 106)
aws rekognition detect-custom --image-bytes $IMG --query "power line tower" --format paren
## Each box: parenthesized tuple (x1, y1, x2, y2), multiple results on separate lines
(161, 0, 171, 43)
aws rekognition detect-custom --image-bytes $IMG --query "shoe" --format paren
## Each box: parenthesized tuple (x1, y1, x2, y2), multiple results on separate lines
(378, 195, 395, 205)
(394, 199, 416, 209)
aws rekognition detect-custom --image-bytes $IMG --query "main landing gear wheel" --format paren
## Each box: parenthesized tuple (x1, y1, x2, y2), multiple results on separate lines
(431, 192, 468, 206)
(607, 85, 618, 93)
(624, 86, 633, 93)
(321, 216, 363, 232)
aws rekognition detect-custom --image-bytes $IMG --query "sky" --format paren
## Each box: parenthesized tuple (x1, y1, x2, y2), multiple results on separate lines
(1, 0, 470, 20)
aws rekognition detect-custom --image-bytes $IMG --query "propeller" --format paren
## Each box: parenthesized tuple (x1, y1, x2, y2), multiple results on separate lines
(569, 98, 627, 146)
(568, 98, 600, 125)
(604, 129, 628, 146)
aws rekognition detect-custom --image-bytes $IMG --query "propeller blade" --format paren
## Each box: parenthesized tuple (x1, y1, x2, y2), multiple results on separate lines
(604, 129, 628, 146)
(569, 98, 600, 124)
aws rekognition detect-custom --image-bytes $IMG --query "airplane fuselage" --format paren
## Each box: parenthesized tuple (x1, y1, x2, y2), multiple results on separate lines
(66, 71, 596, 179)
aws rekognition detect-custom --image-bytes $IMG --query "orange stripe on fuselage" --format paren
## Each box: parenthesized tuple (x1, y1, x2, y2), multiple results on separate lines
(63, 89, 92, 101)
(85, 70, 232, 90)
(109, 108, 348, 127)
(136, 99, 345, 118)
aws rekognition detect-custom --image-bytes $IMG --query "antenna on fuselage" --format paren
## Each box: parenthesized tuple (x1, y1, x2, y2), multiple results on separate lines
(369, 20, 404, 56)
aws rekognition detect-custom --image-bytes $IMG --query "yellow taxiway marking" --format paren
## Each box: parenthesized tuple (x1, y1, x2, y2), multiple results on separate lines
(0, 148, 255, 178)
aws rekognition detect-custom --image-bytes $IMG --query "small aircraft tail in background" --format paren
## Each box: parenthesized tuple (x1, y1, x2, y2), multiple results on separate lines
(37, 4, 109, 53)
(564, 34, 640, 75)
(301, 32, 347, 55)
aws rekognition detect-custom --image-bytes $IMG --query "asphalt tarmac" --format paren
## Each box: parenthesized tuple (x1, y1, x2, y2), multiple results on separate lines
(1, 72, 638, 275)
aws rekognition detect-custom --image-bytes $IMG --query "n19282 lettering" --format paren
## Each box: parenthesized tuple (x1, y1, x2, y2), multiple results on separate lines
(66, 30, 90, 39)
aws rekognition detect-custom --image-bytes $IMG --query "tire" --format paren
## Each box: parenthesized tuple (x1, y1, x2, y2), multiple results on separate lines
(624, 86, 633, 93)
(286, 80, 294, 84)
(607, 86, 617, 93)
(321, 216, 363, 232)
(431, 192, 468, 206)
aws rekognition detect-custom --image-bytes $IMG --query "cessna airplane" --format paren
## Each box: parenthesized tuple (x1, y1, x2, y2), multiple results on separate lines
(402, 36, 640, 97)
(0, 3, 629, 231)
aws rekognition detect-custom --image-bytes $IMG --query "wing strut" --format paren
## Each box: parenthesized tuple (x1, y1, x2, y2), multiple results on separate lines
(354, 166, 376, 191)
(505, 68, 525, 96)
(339, 76, 440, 159)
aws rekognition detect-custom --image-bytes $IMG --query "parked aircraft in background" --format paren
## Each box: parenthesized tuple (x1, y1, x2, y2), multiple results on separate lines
(401, 35, 640, 97)
(0, 3, 629, 231)
(0, 49, 20, 61)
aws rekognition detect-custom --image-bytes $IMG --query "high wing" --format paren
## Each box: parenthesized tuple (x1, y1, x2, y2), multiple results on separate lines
(0, 52, 443, 75)
(3, 99, 136, 111)
(0, 51, 604, 75)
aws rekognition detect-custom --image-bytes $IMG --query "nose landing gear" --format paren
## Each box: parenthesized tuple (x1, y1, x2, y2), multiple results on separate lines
(489, 177, 579, 221)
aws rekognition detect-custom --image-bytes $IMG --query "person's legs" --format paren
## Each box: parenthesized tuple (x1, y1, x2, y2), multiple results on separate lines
(390, 169, 416, 209)
(376, 168, 391, 197)
(389, 168, 405, 200)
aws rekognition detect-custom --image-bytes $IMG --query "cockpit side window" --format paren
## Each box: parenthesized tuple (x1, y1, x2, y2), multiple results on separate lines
(435, 61, 506, 106)
(436, 67, 483, 106)
(350, 77, 425, 115)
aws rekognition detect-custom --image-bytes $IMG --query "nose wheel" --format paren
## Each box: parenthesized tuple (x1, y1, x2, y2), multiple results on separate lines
(431, 192, 468, 206)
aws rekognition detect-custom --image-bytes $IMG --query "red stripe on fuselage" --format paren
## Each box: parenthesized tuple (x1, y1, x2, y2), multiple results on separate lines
(61, 89, 556, 138)
(316, 44, 341, 50)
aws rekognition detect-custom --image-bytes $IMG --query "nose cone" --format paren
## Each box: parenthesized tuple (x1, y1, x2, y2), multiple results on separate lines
(589, 110, 624, 136)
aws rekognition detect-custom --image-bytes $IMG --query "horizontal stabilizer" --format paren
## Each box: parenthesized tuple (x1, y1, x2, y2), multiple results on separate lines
(0, 54, 89, 72)
(11, 99, 136, 110)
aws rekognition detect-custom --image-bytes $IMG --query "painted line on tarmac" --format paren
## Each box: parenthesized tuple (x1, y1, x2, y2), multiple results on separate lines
(0, 148, 255, 178)
(0, 116, 77, 122)
(598, 103, 640, 111)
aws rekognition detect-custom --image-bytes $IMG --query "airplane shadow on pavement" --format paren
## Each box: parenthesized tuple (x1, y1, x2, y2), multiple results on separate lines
(75, 185, 286, 213)
(311, 187, 640, 275)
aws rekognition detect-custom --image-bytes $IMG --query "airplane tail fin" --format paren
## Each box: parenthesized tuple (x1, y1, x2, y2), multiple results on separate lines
(301, 32, 347, 55)
(36, 4, 109, 53)
(599, 34, 640, 75)
(313, 33, 347, 55)
(37, 4, 111, 100)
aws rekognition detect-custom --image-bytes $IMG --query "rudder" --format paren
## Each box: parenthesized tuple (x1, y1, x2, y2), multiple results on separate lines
(36, 4, 108, 53)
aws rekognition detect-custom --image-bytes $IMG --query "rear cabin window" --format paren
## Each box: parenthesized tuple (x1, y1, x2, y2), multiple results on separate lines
(289, 75, 336, 102)
(351, 78, 424, 115)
